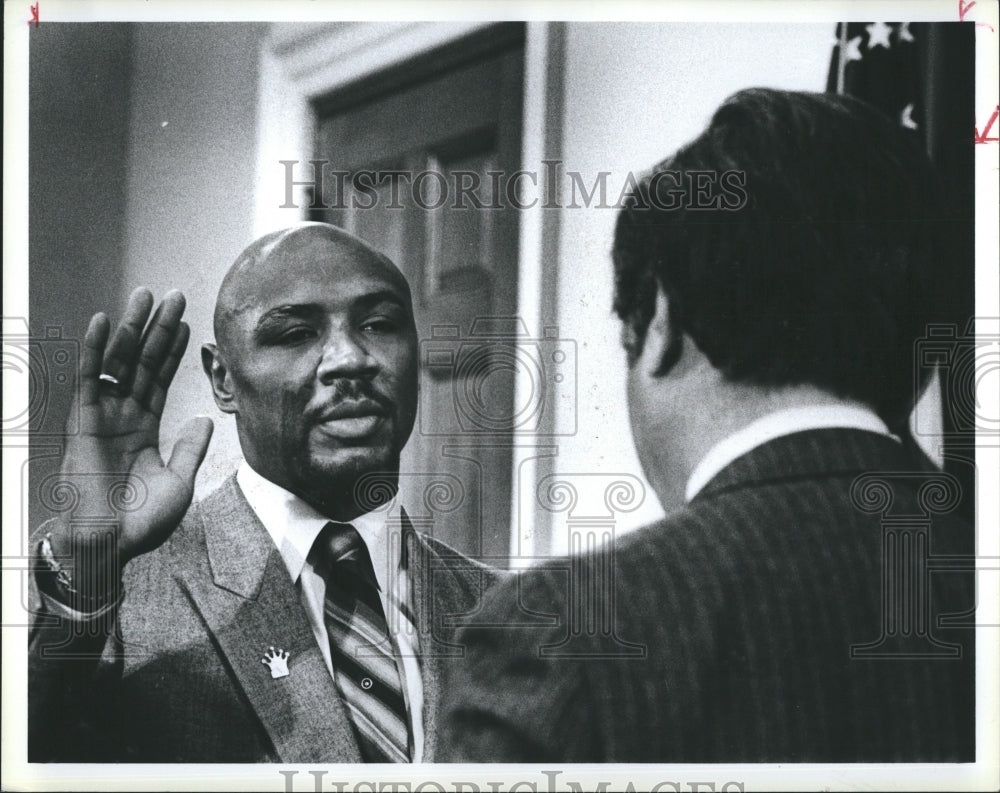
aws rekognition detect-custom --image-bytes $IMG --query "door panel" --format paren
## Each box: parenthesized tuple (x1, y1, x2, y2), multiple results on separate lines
(312, 31, 524, 562)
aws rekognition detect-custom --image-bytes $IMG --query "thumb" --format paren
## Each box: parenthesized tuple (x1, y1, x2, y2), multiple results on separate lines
(167, 416, 214, 488)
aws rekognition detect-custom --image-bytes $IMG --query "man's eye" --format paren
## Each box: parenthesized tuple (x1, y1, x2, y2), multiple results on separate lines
(360, 317, 399, 333)
(275, 327, 315, 344)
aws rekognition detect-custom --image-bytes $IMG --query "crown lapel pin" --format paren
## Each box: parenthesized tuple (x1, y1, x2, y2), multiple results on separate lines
(261, 646, 290, 679)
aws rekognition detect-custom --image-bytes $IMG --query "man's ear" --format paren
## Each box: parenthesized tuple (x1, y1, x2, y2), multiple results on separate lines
(201, 343, 238, 414)
(648, 288, 684, 377)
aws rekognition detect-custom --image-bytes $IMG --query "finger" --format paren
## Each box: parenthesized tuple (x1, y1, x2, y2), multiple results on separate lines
(79, 313, 111, 407)
(101, 287, 154, 389)
(126, 298, 165, 402)
(131, 291, 187, 405)
(166, 416, 214, 489)
(146, 321, 190, 418)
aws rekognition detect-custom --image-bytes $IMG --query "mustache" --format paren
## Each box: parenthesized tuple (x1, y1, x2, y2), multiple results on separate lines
(309, 379, 394, 420)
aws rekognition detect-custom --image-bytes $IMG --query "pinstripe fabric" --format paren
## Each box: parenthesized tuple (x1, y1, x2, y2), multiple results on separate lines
(312, 522, 412, 763)
(440, 429, 976, 762)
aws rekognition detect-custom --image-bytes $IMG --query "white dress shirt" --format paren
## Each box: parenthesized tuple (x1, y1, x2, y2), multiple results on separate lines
(236, 461, 425, 761)
(685, 402, 898, 502)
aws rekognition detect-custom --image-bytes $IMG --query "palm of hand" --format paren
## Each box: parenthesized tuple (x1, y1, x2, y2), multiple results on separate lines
(57, 288, 213, 566)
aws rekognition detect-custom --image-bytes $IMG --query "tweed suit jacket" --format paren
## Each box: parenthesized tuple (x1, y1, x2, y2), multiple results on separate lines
(29, 475, 500, 762)
(439, 429, 976, 762)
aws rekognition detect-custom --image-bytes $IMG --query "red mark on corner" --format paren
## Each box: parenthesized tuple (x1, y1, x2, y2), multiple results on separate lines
(28, 2, 39, 27)
(960, 0, 996, 31)
(974, 106, 999, 144)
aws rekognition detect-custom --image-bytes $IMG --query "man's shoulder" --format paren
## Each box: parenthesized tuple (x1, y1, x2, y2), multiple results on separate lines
(189, 472, 247, 521)
(122, 474, 242, 583)
(502, 468, 872, 616)
(414, 531, 498, 570)
(551, 500, 744, 586)
(407, 529, 510, 603)
(401, 503, 509, 573)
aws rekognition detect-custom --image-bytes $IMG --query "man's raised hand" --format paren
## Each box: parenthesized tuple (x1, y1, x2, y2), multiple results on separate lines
(53, 288, 213, 569)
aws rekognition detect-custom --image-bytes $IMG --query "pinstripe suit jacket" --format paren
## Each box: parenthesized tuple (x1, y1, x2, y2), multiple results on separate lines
(440, 429, 975, 762)
(29, 475, 499, 762)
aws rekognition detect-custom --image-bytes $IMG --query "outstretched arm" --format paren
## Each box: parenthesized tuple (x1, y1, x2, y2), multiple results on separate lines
(28, 288, 213, 760)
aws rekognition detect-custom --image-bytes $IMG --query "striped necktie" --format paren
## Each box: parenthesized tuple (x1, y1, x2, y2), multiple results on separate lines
(310, 521, 412, 763)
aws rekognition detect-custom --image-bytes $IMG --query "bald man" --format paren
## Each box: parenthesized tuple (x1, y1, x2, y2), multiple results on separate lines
(28, 223, 499, 763)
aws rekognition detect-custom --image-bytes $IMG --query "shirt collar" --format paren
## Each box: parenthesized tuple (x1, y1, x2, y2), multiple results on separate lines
(684, 402, 897, 502)
(236, 460, 402, 591)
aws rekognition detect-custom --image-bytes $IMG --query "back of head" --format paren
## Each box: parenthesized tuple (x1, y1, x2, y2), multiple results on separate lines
(613, 88, 945, 429)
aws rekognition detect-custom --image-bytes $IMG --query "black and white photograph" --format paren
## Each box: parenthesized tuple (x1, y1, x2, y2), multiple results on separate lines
(3, 1, 998, 790)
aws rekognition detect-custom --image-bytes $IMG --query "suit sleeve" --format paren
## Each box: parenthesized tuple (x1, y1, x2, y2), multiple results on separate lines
(437, 567, 602, 762)
(27, 520, 135, 761)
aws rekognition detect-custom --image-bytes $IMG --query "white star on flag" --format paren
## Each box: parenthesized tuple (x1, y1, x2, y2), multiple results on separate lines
(845, 36, 863, 62)
(900, 103, 918, 130)
(866, 22, 893, 49)
(897, 22, 914, 43)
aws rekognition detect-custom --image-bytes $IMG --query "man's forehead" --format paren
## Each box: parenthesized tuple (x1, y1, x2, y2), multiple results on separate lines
(222, 228, 410, 318)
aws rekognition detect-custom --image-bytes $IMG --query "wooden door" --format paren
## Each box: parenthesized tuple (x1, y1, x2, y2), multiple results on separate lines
(311, 26, 524, 562)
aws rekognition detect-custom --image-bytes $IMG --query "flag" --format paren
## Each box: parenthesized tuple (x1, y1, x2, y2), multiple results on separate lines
(828, 22, 923, 139)
(827, 21, 977, 525)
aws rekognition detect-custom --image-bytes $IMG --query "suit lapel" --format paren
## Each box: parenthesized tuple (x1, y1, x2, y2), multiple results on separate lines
(177, 476, 362, 763)
(402, 513, 500, 761)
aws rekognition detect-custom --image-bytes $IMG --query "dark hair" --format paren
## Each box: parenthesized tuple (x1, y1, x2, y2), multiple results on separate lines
(612, 88, 944, 429)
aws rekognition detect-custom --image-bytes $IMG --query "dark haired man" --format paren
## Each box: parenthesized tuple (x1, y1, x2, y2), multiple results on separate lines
(440, 88, 975, 762)
(29, 223, 497, 762)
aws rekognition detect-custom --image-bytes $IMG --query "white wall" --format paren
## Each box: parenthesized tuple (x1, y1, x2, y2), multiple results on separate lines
(546, 23, 836, 553)
(120, 23, 268, 496)
(27, 23, 132, 528)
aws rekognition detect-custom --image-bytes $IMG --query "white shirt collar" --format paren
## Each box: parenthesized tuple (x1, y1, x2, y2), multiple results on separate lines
(235, 460, 402, 592)
(684, 402, 897, 502)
